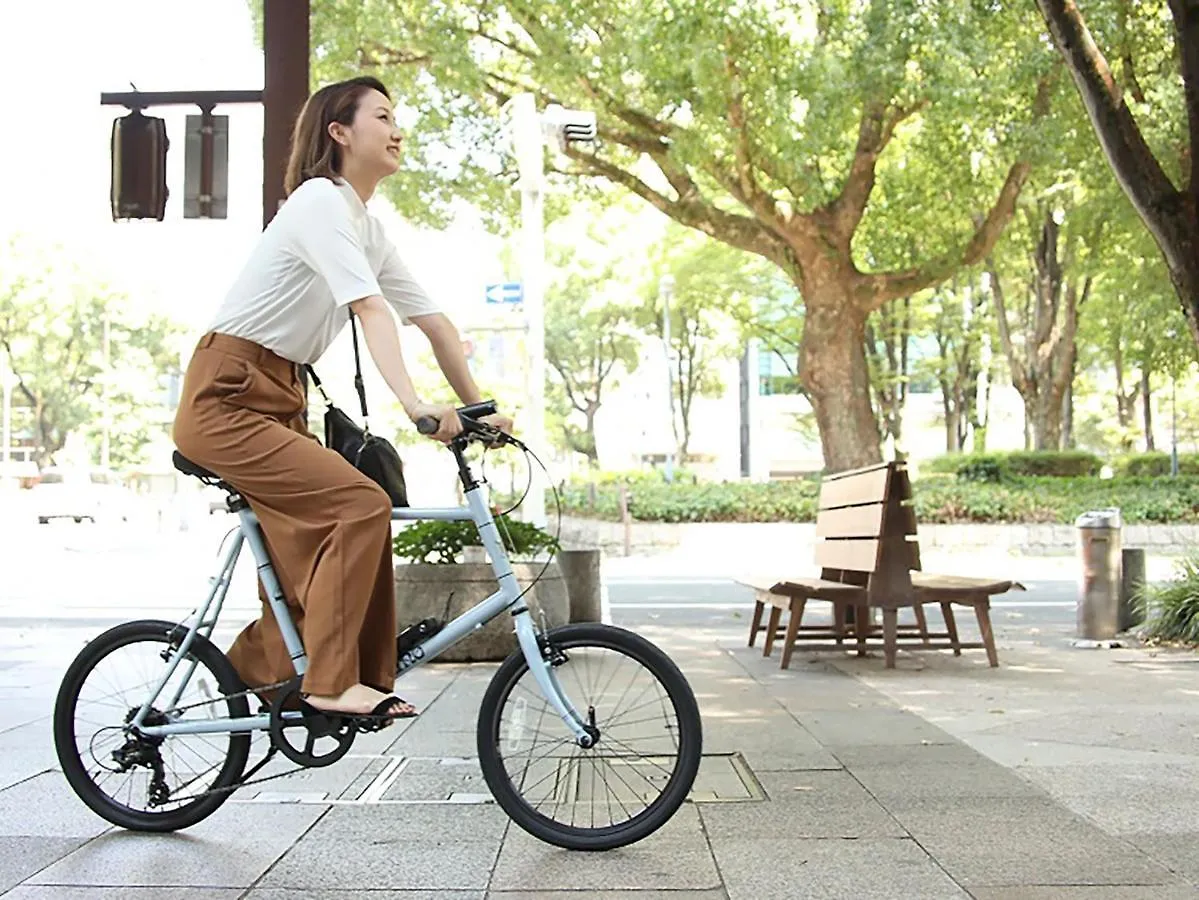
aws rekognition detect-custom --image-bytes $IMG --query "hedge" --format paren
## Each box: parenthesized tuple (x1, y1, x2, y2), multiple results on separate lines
(554, 475, 1199, 524)
(922, 450, 1103, 480)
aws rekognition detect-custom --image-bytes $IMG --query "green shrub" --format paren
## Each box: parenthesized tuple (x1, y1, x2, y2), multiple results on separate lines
(924, 450, 1102, 480)
(393, 515, 559, 564)
(1112, 452, 1199, 477)
(553, 473, 1199, 524)
(1136, 555, 1199, 644)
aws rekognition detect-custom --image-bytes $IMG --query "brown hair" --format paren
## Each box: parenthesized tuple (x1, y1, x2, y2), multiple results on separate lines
(283, 76, 392, 195)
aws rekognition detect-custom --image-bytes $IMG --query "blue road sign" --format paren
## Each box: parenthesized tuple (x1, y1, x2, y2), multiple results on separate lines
(485, 282, 523, 304)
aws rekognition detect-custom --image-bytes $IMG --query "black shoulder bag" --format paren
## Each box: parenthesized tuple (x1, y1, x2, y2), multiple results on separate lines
(304, 313, 409, 507)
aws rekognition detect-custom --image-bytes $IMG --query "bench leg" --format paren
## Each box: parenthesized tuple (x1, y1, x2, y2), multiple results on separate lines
(748, 598, 765, 647)
(780, 597, 806, 670)
(913, 604, 931, 645)
(941, 602, 961, 656)
(762, 605, 782, 657)
(973, 597, 999, 667)
(854, 604, 870, 657)
(882, 608, 898, 668)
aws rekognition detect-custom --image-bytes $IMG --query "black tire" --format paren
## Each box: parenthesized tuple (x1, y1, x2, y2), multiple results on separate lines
(54, 619, 252, 832)
(477, 623, 702, 851)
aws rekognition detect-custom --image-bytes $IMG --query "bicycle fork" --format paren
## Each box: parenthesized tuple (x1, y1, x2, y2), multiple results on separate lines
(511, 610, 595, 748)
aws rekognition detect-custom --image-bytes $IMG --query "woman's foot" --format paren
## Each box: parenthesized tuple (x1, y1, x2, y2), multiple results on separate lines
(302, 682, 417, 717)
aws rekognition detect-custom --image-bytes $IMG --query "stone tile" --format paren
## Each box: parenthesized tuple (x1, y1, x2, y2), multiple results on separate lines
(969, 888, 1199, 899)
(713, 837, 967, 900)
(258, 804, 507, 892)
(0, 773, 113, 839)
(28, 804, 324, 888)
(699, 771, 904, 839)
(0, 720, 55, 792)
(247, 891, 482, 900)
(0, 837, 88, 894)
(1017, 764, 1199, 836)
(6, 889, 243, 899)
(1125, 832, 1199, 882)
(488, 893, 727, 900)
(490, 805, 720, 892)
(850, 758, 1045, 802)
(889, 798, 1176, 887)
(800, 709, 957, 748)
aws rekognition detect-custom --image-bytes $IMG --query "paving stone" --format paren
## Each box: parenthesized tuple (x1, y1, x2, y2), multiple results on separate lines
(28, 804, 325, 889)
(699, 770, 904, 839)
(258, 804, 507, 892)
(0, 773, 112, 839)
(246, 890, 482, 900)
(488, 892, 727, 900)
(1125, 832, 1199, 882)
(0, 837, 89, 894)
(5, 888, 243, 899)
(489, 805, 719, 892)
(968, 888, 1199, 899)
(800, 709, 957, 748)
(713, 837, 968, 900)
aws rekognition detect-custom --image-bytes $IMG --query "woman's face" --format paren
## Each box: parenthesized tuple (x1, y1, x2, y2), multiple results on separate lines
(333, 89, 403, 178)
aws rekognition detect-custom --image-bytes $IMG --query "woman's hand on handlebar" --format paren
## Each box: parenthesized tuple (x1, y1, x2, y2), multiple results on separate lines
(409, 401, 463, 443)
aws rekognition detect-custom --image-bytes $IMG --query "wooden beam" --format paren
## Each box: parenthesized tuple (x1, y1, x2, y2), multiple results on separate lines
(262, 0, 310, 229)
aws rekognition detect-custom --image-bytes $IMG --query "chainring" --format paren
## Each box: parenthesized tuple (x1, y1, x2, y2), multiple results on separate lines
(267, 677, 356, 768)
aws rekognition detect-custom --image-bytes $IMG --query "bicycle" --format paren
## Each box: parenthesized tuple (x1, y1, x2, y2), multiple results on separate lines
(52, 401, 703, 851)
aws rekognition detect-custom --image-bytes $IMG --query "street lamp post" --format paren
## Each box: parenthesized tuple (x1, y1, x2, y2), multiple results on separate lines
(501, 94, 596, 526)
(659, 274, 676, 483)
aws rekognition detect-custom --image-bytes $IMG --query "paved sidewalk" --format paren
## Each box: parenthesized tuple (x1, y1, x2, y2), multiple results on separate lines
(0, 615, 1197, 898)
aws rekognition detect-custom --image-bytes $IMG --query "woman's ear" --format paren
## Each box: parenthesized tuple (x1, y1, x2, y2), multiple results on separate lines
(328, 121, 350, 146)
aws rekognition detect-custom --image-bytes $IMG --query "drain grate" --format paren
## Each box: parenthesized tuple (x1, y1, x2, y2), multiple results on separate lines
(233, 752, 764, 805)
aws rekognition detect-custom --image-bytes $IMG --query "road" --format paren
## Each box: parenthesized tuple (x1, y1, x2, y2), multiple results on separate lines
(0, 514, 1084, 645)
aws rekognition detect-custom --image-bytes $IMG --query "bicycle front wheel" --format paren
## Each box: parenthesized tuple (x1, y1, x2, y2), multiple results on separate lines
(477, 623, 702, 850)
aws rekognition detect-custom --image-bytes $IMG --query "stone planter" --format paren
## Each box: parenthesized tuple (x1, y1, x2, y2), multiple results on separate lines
(393, 559, 568, 662)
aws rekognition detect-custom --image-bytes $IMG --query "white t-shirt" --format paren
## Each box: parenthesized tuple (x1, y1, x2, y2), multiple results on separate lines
(206, 177, 441, 364)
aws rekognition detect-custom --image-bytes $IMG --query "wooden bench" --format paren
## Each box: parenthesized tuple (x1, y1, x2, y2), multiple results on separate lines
(741, 461, 1022, 669)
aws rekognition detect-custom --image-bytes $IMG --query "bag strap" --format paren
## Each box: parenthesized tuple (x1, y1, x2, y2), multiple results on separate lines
(302, 311, 371, 431)
(349, 312, 369, 425)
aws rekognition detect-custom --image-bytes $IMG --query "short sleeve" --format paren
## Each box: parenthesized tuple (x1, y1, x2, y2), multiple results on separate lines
(377, 241, 442, 324)
(286, 181, 382, 306)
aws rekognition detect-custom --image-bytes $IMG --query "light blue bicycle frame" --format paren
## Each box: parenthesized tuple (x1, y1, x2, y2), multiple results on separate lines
(132, 484, 591, 746)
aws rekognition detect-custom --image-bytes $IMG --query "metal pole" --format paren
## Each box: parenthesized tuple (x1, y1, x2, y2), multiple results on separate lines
(659, 275, 675, 482)
(1172, 376, 1179, 477)
(520, 152, 548, 527)
(1, 375, 11, 478)
(101, 313, 110, 470)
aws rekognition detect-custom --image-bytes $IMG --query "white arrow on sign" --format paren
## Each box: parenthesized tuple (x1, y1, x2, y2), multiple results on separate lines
(485, 282, 523, 304)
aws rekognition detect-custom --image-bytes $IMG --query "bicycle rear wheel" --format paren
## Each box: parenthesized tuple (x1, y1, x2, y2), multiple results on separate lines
(477, 623, 702, 850)
(53, 619, 252, 831)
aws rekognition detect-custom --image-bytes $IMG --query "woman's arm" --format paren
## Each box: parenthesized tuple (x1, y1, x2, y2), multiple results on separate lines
(349, 296, 462, 442)
(412, 313, 484, 405)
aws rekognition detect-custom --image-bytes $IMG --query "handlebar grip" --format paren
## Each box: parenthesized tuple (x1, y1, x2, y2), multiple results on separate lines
(416, 417, 439, 435)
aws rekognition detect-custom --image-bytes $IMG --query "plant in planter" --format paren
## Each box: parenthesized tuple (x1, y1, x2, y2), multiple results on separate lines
(391, 514, 567, 662)
(392, 515, 559, 565)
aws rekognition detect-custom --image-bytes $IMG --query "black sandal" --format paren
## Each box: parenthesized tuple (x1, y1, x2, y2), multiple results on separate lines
(300, 695, 419, 733)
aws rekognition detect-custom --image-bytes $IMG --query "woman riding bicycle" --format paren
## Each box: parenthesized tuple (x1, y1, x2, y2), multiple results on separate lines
(172, 75, 512, 724)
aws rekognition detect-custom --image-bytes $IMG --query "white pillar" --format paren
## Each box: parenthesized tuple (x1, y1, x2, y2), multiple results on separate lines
(508, 94, 547, 526)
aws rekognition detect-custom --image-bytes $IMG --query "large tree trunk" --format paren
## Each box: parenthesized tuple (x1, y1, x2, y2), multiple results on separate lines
(801, 292, 881, 472)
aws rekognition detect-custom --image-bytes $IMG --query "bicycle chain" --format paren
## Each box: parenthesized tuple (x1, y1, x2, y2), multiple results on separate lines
(135, 677, 313, 804)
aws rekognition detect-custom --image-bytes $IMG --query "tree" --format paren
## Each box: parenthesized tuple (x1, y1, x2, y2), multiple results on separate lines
(924, 277, 993, 453)
(302, 0, 1055, 470)
(0, 239, 180, 468)
(545, 285, 640, 466)
(1035, 0, 1199, 351)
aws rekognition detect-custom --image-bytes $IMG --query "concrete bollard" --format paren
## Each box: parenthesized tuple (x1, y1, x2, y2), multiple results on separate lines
(1119, 547, 1147, 632)
(558, 548, 602, 623)
(1076, 508, 1122, 640)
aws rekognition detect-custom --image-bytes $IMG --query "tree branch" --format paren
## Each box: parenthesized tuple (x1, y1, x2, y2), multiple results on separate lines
(1035, 0, 1183, 222)
(859, 161, 1031, 309)
(827, 100, 927, 239)
(1167, 0, 1199, 197)
(987, 261, 1030, 397)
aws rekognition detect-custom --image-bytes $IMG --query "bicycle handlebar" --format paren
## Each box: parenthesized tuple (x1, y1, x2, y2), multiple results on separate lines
(416, 400, 506, 443)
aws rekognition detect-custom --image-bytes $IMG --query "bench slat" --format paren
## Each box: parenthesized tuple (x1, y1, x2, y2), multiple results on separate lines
(818, 467, 890, 510)
(814, 537, 880, 572)
(816, 502, 885, 538)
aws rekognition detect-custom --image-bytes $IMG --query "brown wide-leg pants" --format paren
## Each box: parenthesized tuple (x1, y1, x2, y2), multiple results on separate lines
(172, 332, 397, 696)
